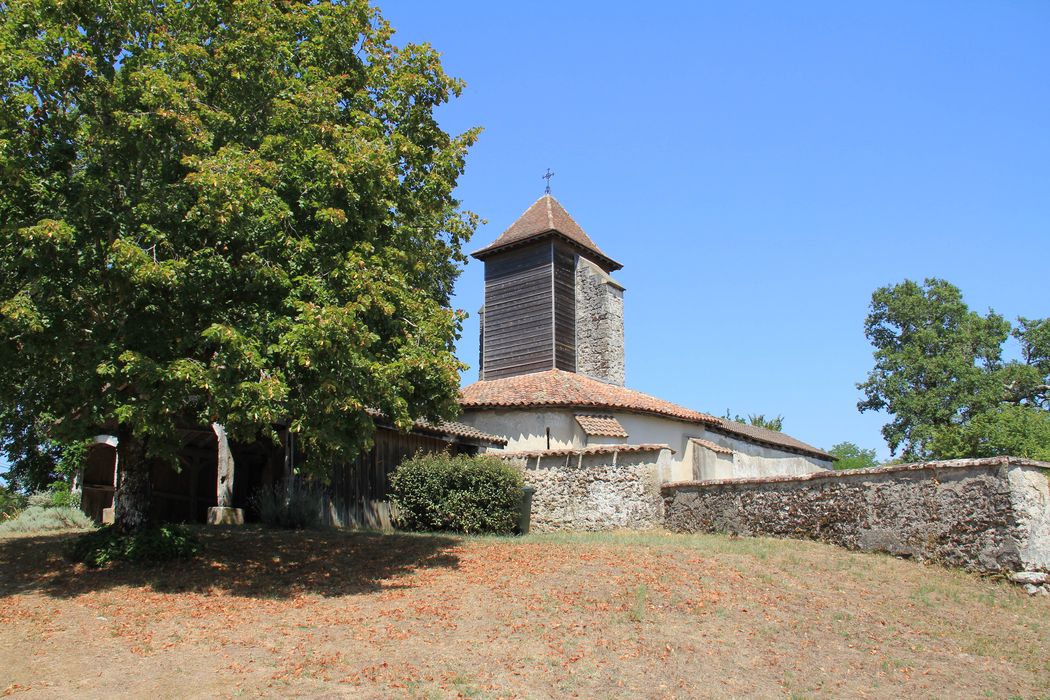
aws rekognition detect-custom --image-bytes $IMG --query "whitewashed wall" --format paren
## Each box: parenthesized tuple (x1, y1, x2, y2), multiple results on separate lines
(460, 407, 832, 482)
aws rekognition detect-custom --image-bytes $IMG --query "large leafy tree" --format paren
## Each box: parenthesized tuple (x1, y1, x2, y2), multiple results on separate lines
(0, 0, 479, 530)
(857, 279, 1049, 461)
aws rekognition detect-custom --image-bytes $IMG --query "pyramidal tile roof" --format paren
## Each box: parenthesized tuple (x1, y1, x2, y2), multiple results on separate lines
(471, 194, 622, 271)
(460, 369, 720, 424)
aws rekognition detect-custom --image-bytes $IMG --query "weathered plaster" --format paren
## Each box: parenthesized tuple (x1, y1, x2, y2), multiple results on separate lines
(691, 429, 832, 481)
(1008, 464, 1050, 570)
(461, 406, 831, 484)
(462, 409, 578, 452)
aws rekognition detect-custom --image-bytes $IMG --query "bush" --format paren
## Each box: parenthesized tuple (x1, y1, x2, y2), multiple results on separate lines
(390, 452, 524, 535)
(250, 481, 322, 529)
(47, 482, 81, 509)
(69, 525, 199, 568)
(24, 483, 81, 510)
(26, 490, 54, 508)
(0, 487, 26, 521)
(0, 505, 95, 534)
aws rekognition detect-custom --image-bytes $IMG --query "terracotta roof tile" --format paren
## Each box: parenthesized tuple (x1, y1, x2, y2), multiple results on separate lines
(574, 414, 629, 438)
(690, 438, 733, 455)
(494, 443, 673, 460)
(366, 408, 507, 446)
(412, 419, 508, 446)
(713, 420, 830, 459)
(471, 195, 622, 271)
(460, 369, 720, 424)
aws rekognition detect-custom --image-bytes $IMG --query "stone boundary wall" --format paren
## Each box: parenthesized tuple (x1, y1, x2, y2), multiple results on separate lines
(662, 457, 1050, 573)
(506, 448, 669, 531)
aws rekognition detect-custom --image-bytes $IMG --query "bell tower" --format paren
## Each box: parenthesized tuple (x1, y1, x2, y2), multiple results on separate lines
(472, 194, 625, 385)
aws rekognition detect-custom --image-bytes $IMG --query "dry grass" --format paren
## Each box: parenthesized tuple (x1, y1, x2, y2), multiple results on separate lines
(1, 527, 1047, 699)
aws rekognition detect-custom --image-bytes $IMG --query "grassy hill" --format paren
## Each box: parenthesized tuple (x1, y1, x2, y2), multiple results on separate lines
(1, 527, 1047, 698)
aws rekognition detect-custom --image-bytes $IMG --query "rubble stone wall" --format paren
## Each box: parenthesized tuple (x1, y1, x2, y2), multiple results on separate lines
(575, 257, 625, 386)
(662, 457, 1050, 573)
(511, 449, 667, 531)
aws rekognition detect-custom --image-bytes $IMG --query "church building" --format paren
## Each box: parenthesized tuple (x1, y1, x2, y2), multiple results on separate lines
(457, 194, 834, 501)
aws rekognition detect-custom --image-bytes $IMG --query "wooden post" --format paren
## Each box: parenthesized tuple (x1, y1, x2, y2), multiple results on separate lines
(207, 423, 244, 525)
(212, 422, 235, 507)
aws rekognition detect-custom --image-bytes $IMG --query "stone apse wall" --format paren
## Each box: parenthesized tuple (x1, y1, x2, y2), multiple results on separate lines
(503, 446, 669, 531)
(662, 457, 1050, 573)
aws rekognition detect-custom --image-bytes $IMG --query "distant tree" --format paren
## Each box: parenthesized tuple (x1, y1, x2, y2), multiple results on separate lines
(828, 442, 879, 470)
(0, 406, 63, 493)
(723, 411, 784, 432)
(0, 0, 478, 531)
(744, 414, 784, 432)
(857, 278, 1048, 461)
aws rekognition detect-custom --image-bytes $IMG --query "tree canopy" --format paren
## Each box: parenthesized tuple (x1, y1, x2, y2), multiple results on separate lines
(857, 279, 1049, 461)
(827, 442, 879, 471)
(0, 0, 479, 527)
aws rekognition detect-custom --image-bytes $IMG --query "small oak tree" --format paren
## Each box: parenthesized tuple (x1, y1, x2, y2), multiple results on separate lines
(0, 0, 479, 531)
(857, 279, 1049, 461)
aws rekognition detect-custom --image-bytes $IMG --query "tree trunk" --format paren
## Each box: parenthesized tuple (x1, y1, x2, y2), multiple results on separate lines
(114, 428, 152, 533)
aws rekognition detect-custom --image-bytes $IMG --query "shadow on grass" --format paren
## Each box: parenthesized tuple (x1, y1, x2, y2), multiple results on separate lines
(0, 526, 462, 600)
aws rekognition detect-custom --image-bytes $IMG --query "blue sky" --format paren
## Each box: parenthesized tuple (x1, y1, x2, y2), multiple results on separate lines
(384, 1, 1049, 459)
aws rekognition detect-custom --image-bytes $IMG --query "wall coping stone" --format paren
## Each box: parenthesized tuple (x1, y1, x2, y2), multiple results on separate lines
(496, 443, 674, 460)
(661, 455, 1050, 492)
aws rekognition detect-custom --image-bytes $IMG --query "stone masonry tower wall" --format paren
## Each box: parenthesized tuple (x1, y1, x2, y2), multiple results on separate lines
(575, 256, 625, 386)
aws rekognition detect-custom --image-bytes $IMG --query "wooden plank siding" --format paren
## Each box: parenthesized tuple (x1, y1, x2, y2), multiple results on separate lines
(481, 243, 556, 380)
(553, 241, 577, 371)
(323, 427, 472, 528)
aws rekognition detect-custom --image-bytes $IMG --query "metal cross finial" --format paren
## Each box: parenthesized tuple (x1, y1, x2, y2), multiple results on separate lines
(542, 168, 555, 194)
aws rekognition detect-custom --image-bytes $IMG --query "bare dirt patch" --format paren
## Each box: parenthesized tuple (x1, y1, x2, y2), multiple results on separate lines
(1, 527, 1047, 698)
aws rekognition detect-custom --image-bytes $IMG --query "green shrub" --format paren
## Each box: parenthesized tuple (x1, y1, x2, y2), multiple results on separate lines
(250, 481, 321, 529)
(390, 452, 524, 535)
(47, 482, 81, 509)
(0, 505, 95, 534)
(26, 490, 53, 508)
(69, 525, 199, 568)
(0, 487, 26, 520)
(24, 483, 81, 510)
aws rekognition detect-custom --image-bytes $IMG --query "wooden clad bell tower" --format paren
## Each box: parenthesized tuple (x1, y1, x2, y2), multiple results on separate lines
(472, 194, 625, 385)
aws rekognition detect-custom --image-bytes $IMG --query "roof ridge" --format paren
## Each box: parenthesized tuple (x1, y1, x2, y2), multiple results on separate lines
(710, 419, 830, 458)
(470, 194, 622, 271)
